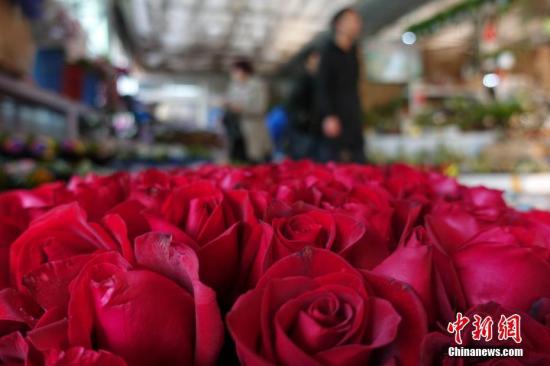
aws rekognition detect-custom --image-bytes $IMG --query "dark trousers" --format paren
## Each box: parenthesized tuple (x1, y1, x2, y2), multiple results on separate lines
(223, 110, 248, 162)
(287, 129, 318, 160)
(316, 139, 366, 164)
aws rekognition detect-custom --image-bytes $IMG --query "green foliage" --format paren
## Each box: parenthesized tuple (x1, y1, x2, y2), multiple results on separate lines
(413, 97, 523, 131)
(407, 0, 516, 37)
(363, 97, 407, 133)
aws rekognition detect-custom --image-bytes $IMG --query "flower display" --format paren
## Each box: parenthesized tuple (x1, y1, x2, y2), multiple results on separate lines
(0, 161, 548, 365)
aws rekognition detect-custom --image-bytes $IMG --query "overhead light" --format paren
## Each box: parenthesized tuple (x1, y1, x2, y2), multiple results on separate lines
(117, 75, 140, 96)
(401, 31, 417, 45)
(161, 84, 203, 99)
(482, 73, 500, 88)
(497, 51, 515, 70)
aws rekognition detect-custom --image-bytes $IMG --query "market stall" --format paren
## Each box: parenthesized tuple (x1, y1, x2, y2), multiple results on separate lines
(363, 0, 550, 180)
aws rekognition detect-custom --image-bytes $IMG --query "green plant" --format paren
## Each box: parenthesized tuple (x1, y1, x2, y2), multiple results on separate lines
(363, 97, 407, 133)
(407, 0, 517, 37)
(414, 97, 523, 131)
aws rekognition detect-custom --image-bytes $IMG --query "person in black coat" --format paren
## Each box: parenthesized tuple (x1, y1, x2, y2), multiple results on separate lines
(316, 7, 366, 163)
(285, 49, 320, 160)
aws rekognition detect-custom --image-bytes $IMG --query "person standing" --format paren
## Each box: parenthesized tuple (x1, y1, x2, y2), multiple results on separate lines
(225, 60, 272, 163)
(316, 7, 366, 163)
(285, 49, 321, 160)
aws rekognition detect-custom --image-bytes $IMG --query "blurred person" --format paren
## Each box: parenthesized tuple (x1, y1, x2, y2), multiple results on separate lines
(266, 105, 290, 161)
(221, 108, 247, 162)
(317, 7, 366, 163)
(285, 49, 321, 160)
(225, 59, 272, 163)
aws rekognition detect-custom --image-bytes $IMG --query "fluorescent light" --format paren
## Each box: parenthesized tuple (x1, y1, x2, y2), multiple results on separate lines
(117, 76, 140, 96)
(482, 73, 500, 88)
(401, 31, 417, 45)
(497, 51, 515, 70)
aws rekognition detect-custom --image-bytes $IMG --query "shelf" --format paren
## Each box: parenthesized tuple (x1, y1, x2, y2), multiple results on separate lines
(0, 73, 103, 138)
(410, 83, 478, 98)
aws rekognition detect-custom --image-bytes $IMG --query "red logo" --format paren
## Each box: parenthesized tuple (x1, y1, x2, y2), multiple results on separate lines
(447, 313, 522, 345)
(447, 312, 470, 345)
(497, 314, 522, 344)
(472, 315, 494, 342)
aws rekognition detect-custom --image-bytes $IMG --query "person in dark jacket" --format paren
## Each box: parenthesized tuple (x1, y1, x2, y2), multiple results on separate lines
(316, 7, 366, 163)
(285, 49, 320, 160)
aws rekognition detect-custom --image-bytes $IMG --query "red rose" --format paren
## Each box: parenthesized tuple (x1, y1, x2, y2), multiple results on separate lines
(0, 188, 53, 241)
(55, 173, 130, 221)
(9, 203, 133, 292)
(426, 202, 487, 252)
(127, 169, 173, 211)
(446, 228, 550, 312)
(45, 348, 127, 366)
(337, 184, 394, 250)
(426, 171, 461, 201)
(259, 203, 388, 273)
(374, 226, 466, 325)
(0, 288, 43, 337)
(507, 209, 550, 251)
(216, 166, 256, 190)
(276, 161, 334, 185)
(308, 180, 350, 207)
(214, 164, 276, 191)
(146, 181, 264, 298)
(271, 163, 384, 208)
(105, 200, 150, 242)
(0, 188, 58, 289)
(385, 166, 463, 240)
(0, 333, 128, 366)
(426, 187, 508, 252)
(66, 233, 223, 366)
(331, 164, 385, 189)
(0, 290, 42, 362)
(460, 186, 508, 222)
(271, 178, 319, 206)
(385, 164, 431, 200)
(428, 201, 550, 312)
(380, 221, 550, 317)
(227, 248, 427, 365)
(0, 332, 31, 365)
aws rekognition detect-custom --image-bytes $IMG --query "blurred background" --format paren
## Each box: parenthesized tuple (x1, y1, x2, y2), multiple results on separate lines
(0, 0, 549, 208)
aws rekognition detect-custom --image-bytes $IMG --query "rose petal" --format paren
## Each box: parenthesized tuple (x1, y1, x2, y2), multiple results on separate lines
(134, 232, 223, 366)
(455, 241, 550, 311)
(0, 332, 29, 364)
(23, 254, 91, 310)
(0, 288, 42, 335)
(28, 306, 68, 351)
(46, 347, 127, 366)
(10, 203, 117, 291)
(363, 271, 428, 366)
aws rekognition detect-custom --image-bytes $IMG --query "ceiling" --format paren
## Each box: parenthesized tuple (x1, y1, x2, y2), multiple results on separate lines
(114, 0, 436, 74)
(113, 0, 356, 73)
(358, 0, 433, 35)
(282, 0, 433, 74)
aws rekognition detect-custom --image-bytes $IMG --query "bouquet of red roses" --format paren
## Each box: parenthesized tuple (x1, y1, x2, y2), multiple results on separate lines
(1, 161, 549, 365)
